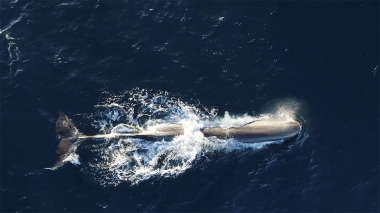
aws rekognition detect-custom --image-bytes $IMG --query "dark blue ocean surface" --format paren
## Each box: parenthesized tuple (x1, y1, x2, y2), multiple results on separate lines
(1, 1, 378, 212)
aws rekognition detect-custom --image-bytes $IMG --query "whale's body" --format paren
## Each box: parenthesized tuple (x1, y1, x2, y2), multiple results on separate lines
(55, 110, 301, 162)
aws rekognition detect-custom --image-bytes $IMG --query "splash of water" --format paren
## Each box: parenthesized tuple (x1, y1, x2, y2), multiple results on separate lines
(70, 89, 304, 186)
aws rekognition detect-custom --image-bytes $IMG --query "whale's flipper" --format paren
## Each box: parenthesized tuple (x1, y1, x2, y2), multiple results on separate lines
(56, 109, 78, 139)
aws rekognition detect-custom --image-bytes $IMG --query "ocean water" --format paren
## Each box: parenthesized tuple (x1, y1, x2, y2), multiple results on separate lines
(1, 1, 378, 212)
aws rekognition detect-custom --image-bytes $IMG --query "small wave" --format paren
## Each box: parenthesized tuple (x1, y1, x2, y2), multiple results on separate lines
(0, 12, 25, 35)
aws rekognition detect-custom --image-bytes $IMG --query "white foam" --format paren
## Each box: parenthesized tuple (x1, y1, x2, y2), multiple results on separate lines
(79, 89, 302, 185)
(63, 153, 81, 165)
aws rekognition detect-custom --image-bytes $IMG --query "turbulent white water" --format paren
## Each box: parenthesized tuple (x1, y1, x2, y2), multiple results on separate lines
(66, 89, 302, 186)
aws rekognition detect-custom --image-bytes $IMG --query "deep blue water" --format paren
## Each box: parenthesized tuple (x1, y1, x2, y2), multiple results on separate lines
(1, 1, 379, 212)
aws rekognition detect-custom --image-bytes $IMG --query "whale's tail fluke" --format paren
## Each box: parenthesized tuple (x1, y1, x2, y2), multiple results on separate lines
(56, 109, 78, 139)
(55, 110, 80, 163)
(55, 138, 73, 162)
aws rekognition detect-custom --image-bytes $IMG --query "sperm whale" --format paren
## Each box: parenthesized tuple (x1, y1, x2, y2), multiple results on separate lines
(55, 110, 301, 162)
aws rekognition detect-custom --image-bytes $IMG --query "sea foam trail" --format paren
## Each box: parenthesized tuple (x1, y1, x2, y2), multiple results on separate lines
(68, 89, 302, 186)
